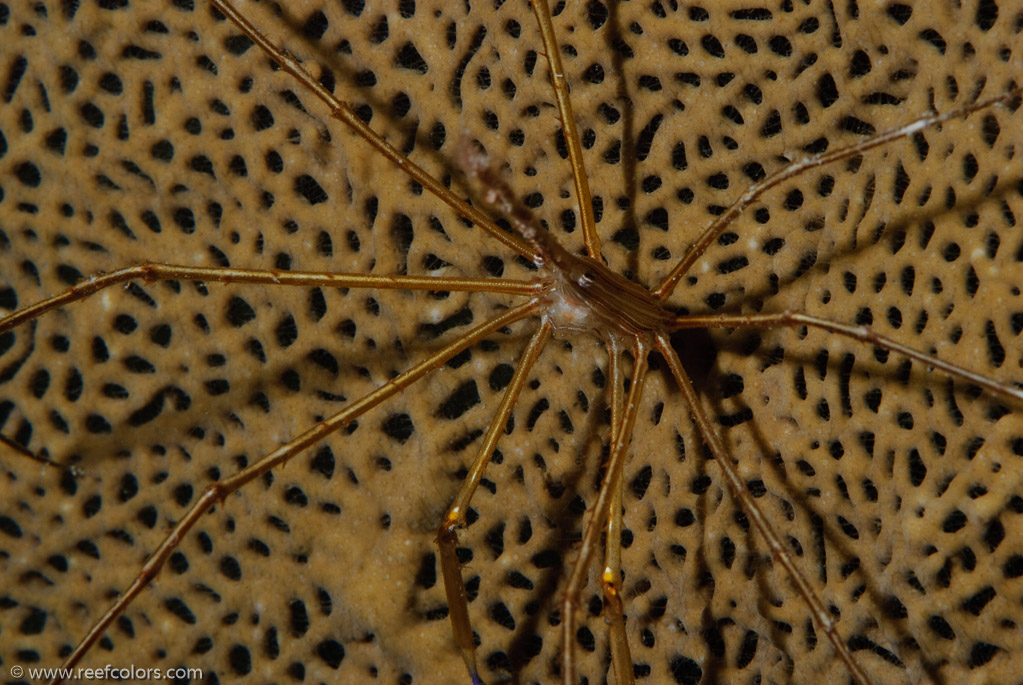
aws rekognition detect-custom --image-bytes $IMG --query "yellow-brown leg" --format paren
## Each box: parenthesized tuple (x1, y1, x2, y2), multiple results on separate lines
(562, 345, 649, 684)
(673, 311, 1023, 404)
(437, 320, 554, 684)
(653, 90, 1019, 299)
(0, 263, 536, 337)
(528, 0, 600, 259)
(50, 301, 539, 685)
(656, 333, 872, 685)
(600, 338, 634, 685)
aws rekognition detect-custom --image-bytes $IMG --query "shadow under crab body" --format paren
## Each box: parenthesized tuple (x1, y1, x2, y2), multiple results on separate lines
(1, 0, 1022, 683)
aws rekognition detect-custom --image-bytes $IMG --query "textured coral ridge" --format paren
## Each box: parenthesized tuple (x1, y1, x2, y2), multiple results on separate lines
(1, 0, 1021, 683)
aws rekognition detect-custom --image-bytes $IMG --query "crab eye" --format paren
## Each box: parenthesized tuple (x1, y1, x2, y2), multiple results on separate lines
(577, 272, 595, 287)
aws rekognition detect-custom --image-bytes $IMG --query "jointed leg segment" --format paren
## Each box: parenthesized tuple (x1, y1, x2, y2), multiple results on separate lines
(653, 88, 1021, 300)
(561, 347, 650, 684)
(655, 334, 873, 685)
(2, 1, 1017, 683)
(0, 262, 538, 336)
(673, 311, 1023, 404)
(0, 432, 69, 473)
(529, 0, 601, 260)
(600, 338, 634, 685)
(208, 0, 538, 261)
(49, 299, 540, 683)
(437, 319, 554, 684)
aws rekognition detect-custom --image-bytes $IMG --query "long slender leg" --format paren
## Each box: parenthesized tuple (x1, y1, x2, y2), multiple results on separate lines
(437, 320, 553, 685)
(529, 0, 601, 259)
(0, 432, 70, 473)
(209, 0, 536, 260)
(563, 345, 649, 685)
(654, 334, 871, 685)
(652, 88, 1020, 300)
(0, 262, 537, 336)
(672, 311, 1023, 405)
(51, 299, 539, 685)
(0, 264, 537, 467)
(600, 337, 634, 685)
